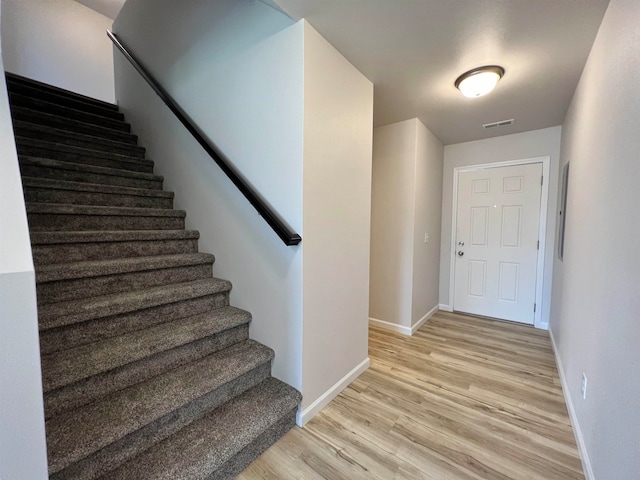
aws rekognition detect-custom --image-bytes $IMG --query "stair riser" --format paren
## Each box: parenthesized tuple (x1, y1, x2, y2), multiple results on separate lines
(9, 92, 125, 125)
(28, 213, 183, 232)
(44, 325, 250, 418)
(50, 363, 271, 480)
(37, 263, 213, 305)
(20, 164, 162, 189)
(17, 143, 153, 173)
(32, 238, 199, 265)
(15, 126, 145, 157)
(40, 293, 230, 355)
(211, 408, 297, 480)
(24, 187, 173, 209)
(12, 109, 136, 143)
(6, 78, 120, 113)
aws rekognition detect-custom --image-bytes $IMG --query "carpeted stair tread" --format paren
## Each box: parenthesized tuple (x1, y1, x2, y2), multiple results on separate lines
(19, 156, 160, 182)
(9, 91, 125, 125)
(38, 278, 231, 331)
(27, 203, 185, 231)
(30, 229, 200, 245)
(46, 339, 274, 476)
(14, 120, 145, 156)
(43, 314, 250, 419)
(26, 202, 184, 218)
(11, 108, 137, 143)
(30, 230, 202, 264)
(35, 253, 215, 304)
(16, 138, 154, 172)
(101, 377, 301, 480)
(42, 306, 251, 393)
(6, 72, 120, 113)
(23, 179, 173, 208)
(22, 176, 173, 203)
(37, 253, 213, 284)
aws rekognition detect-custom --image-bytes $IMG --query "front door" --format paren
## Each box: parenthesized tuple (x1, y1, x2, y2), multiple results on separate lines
(454, 163, 543, 324)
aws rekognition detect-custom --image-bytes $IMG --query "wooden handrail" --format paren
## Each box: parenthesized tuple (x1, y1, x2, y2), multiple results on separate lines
(107, 30, 301, 246)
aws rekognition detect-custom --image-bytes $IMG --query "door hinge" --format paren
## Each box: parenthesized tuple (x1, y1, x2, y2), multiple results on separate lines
(537, 240, 540, 250)
(541, 175, 544, 186)
(534, 303, 537, 312)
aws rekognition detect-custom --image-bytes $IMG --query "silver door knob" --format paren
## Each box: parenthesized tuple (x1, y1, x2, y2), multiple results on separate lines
(458, 241, 464, 246)
(458, 251, 464, 256)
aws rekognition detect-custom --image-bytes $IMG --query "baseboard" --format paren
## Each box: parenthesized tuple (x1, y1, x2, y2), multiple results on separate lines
(369, 317, 412, 335)
(438, 303, 453, 312)
(369, 306, 439, 337)
(411, 304, 439, 335)
(549, 329, 594, 480)
(296, 357, 370, 427)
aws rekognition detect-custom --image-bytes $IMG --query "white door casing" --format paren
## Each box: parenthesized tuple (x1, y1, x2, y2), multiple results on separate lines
(453, 162, 543, 324)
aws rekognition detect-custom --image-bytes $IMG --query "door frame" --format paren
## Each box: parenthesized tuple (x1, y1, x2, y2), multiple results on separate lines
(449, 156, 550, 329)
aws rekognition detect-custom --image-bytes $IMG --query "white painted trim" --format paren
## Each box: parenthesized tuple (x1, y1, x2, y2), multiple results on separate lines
(369, 317, 412, 335)
(449, 156, 551, 329)
(296, 357, 370, 427)
(550, 329, 593, 480)
(411, 304, 439, 334)
(439, 303, 453, 312)
(369, 305, 439, 336)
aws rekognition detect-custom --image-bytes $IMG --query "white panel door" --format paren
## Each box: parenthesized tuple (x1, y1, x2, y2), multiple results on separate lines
(454, 163, 543, 324)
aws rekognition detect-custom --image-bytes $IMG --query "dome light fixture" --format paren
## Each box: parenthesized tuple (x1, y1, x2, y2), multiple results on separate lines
(455, 65, 505, 98)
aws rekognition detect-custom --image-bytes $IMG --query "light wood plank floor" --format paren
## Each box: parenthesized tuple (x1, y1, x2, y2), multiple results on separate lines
(238, 311, 584, 480)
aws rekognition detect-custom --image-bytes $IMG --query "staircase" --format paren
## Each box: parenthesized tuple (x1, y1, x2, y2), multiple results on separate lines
(6, 72, 301, 480)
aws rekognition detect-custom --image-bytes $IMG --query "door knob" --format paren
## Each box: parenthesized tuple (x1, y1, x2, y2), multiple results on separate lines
(458, 241, 464, 247)
(458, 251, 464, 256)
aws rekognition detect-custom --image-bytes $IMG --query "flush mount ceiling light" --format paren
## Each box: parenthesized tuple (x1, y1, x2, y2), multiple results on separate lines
(455, 66, 505, 98)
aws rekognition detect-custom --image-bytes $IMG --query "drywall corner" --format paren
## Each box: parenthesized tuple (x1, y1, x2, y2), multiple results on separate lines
(301, 20, 373, 413)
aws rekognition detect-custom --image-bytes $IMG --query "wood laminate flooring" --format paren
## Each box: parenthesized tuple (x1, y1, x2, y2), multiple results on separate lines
(237, 310, 584, 480)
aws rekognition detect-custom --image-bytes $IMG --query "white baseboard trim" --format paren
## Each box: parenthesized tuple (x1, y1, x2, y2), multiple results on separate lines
(411, 304, 439, 335)
(296, 357, 370, 427)
(369, 305, 439, 337)
(549, 329, 594, 480)
(439, 303, 453, 312)
(369, 317, 412, 335)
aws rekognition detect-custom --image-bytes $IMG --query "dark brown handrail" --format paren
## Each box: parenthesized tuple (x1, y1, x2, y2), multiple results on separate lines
(107, 30, 301, 246)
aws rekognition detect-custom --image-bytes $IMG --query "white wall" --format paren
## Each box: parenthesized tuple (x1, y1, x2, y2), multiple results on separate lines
(0, 12, 48, 479)
(113, 0, 304, 391)
(412, 122, 443, 325)
(549, 0, 640, 478)
(301, 21, 372, 417)
(370, 119, 443, 334)
(440, 126, 562, 327)
(370, 120, 417, 330)
(1, 0, 115, 102)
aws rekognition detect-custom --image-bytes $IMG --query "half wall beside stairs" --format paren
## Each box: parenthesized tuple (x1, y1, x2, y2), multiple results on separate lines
(112, 0, 374, 424)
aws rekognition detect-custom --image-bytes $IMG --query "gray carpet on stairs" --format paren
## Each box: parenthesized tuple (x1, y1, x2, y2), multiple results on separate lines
(7, 71, 301, 480)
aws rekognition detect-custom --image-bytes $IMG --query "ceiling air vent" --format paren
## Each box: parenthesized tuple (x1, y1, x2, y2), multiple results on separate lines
(482, 118, 515, 129)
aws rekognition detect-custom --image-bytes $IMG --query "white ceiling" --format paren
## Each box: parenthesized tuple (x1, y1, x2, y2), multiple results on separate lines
(77, 0, 610, 145)
(274, 0, 610, 144)
(74, 0, 125, 20)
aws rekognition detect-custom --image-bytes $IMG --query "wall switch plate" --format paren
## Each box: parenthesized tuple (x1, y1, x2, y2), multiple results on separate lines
(581, 373, 588, 399)
(424, 233, 429, 244)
